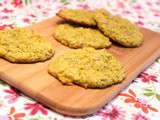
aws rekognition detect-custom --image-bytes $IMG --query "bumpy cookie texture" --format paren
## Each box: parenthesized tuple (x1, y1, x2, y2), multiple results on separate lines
(94, 9, 112, 19)
(48, 47, 125, 88)
(57, 9, 96, 26)
(0, 28, 54, 63)
(95, 9, 143, 47)
(53, 24, 111, 49)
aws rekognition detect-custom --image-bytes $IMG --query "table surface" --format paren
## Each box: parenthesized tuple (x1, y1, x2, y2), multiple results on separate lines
(0, 0, 160, 120)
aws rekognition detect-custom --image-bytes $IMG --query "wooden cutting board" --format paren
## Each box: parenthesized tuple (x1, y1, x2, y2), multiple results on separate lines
(0, 16, 160, 116)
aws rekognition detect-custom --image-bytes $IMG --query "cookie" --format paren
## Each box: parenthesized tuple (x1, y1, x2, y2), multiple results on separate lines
(0, 28, 54, 63)
(57, 9, 96, 26)
(48, 47, 125, 88)
(95, 9, 143, 47)
(53, 24, 111, 49)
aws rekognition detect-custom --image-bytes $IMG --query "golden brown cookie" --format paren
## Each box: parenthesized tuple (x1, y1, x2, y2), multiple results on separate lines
(48, 47, 125, 88)
(0, 28, 54, 63)
(53, 24, 111, 49)
(57, 9, 96, 26)
(95, 9, 143, 47)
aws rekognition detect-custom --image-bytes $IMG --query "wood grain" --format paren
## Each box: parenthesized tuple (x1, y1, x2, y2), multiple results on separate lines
(0, 16, 160, 116)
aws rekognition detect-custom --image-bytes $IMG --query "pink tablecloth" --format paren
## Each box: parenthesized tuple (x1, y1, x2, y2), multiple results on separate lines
(0, 0, 160, 120)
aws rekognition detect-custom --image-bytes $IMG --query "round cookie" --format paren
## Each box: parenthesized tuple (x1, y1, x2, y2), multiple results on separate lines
(48, 47, 125, 88)
(57, 9, 96, 26)
(95, 9, 143, 47)
(53, 24, 111, 49)
(0, 28, 54, 63)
